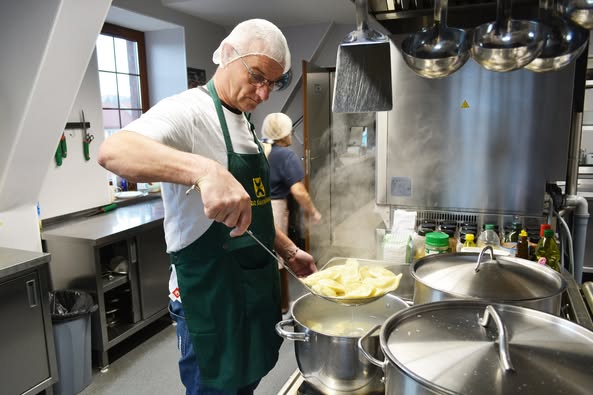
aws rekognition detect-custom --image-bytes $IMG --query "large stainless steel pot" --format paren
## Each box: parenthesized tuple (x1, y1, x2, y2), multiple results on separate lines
(275, 292, 408, 393)
(359, 300, 593, 395)
(411, 247, 566, 314)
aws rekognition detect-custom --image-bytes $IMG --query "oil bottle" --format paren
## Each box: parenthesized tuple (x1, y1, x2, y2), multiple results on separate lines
(535, 229, 561, 272)
(516, 230, 529, 259)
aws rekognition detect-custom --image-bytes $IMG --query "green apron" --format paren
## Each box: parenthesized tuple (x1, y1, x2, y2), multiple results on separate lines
(171, 80, 281, 391)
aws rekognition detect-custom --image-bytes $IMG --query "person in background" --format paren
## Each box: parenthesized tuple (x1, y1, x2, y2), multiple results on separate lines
(97, 19, 316, 395)
(261, 112, 322, 314)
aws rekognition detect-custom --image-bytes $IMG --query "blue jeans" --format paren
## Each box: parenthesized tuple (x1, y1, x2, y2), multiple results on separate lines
(168, 300, 259, 395)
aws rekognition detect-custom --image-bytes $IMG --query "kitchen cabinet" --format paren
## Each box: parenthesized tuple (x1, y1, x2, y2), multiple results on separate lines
(42, 198, 170, 369)
(0, 247, 57, 395)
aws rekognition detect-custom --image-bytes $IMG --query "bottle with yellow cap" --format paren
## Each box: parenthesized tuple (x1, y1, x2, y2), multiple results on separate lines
(463, 233, 477, 248)
(516, 229, 529, 259)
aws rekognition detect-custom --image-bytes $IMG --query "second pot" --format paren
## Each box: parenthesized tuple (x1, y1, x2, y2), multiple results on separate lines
(411, 248, 566, 314)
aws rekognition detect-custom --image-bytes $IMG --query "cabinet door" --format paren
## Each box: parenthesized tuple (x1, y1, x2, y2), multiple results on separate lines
(136, 226, 170, 319)
(0, 272, 50, 395)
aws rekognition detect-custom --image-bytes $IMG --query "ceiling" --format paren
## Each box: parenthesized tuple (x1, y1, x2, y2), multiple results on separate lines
(161, 0, 357, 28)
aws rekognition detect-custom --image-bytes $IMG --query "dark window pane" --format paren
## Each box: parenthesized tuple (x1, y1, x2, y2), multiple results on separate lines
(103, 109, 121, 130)
(96, 35, 116, 72)
(120, 109, 142, 127)
(99, 72, 119, 108)
(117, 74, 141, 109)
(114, 37, 139, 75)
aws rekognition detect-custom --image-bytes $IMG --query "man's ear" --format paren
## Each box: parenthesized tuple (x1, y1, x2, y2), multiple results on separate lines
(219, 43, 235, 68)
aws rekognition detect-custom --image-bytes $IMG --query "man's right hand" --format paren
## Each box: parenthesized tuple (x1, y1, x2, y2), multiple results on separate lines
(197, 161, 251, 237)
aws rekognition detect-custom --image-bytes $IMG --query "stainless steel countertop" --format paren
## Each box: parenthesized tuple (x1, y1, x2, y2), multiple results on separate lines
(0, 247, 50, 279)
(42, 197, 164, 247)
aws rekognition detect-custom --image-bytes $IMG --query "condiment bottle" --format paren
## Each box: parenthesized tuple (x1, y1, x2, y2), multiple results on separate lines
(425, 232, 450, 255)
(516, 230, 529, 259)
(463, 233, 477, 248)
(535, 229, 561, 272)
(477, 224, 501, 248)
(414, 228, 428, 260)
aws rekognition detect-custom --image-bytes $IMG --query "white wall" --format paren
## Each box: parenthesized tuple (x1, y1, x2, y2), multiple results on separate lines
(38, 51, 112, 219)
(0, 0, 111, 251)
(112, 0, 226, 82)
(146, 28, 188, 105)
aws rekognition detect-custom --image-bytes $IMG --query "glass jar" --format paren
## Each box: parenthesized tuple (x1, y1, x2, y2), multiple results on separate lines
(425, 232, 450, 255)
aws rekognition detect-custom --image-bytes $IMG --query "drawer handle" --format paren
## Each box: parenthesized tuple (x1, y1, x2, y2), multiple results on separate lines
(26, 279, 38, 307)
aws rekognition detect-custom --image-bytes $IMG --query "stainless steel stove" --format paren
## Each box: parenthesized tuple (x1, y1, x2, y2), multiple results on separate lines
(278, 370, 384, 395)
(278, 272, 593, 395)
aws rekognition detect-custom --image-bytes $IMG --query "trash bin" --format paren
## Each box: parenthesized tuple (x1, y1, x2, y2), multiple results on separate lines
(50, 290, 97, 395)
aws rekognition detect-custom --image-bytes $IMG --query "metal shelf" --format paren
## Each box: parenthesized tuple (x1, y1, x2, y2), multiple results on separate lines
(102, 273, 128, 292)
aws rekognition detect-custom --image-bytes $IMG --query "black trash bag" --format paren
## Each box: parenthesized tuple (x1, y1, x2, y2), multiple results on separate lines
(50, 290, 98, 322)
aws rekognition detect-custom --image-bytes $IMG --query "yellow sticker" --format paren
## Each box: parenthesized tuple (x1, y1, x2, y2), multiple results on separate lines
(461, 100, 470, 109)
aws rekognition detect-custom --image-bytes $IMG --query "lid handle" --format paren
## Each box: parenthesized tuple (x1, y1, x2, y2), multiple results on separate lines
(478, 305, 515, 372)
(475, 245, 494, 272)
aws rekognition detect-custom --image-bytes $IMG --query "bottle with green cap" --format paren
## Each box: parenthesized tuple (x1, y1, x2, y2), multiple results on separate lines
(535, 229, 561, 272)
(425, 231, 450, 255)
(477, 224, 501, 248)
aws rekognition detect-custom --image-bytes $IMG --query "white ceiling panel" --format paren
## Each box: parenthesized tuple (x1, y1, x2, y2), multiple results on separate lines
(162, 0, 357, 28)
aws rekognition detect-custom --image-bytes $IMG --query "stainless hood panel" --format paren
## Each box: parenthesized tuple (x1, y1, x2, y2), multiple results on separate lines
(376, 42, 575, 215)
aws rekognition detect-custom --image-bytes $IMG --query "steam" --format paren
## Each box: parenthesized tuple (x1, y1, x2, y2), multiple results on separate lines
(308, 112, 382, 262)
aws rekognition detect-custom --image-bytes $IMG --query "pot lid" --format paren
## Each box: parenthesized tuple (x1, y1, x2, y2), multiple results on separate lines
(412, 250, 565, 302)
(382, 300, 593, 394)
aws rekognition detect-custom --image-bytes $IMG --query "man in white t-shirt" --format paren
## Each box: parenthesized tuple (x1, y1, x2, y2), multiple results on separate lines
(98, 19, 316, 395)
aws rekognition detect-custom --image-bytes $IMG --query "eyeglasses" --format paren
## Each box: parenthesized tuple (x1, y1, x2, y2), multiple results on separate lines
(234, 49, 292, 92)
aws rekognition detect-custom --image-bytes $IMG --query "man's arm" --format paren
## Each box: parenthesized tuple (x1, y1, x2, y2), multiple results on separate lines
(274, 225, 316, 277)
(98, 130, 251, 236)
(289, 181, 321, 224)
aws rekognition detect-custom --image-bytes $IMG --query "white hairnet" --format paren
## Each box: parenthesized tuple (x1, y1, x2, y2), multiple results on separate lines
(213, 19, 291, 73)
(262, 113, 292, 141)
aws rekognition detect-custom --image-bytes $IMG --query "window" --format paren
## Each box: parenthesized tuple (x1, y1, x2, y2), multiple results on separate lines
(96, 23, 149, 137)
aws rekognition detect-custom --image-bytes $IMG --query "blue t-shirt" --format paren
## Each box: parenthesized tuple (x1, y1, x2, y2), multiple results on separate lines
(268, 145, 304, 199)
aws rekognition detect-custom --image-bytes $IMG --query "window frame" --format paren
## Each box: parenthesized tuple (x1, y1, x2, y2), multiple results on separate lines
(99, 23, 150, 117)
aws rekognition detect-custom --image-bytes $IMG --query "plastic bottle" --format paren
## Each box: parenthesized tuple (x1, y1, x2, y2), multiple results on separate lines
(539, 223, 551, 238)
(425, 232, 450, 255)
(504, 222, 521, 243)
(516, 230, 529, 259)
(535, 229, 561, 272)
(413, 228, 428, 260)
(463, 233, 477, 248)
(501, 222, 521, 254)
(477, 224, 501, 248)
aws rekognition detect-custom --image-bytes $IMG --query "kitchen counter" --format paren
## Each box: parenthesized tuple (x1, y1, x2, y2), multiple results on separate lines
(0, 246, 51, 280)
(0, 247, 57, 395)
(42, 195, 170, 369)
(42, 196, 164, 247)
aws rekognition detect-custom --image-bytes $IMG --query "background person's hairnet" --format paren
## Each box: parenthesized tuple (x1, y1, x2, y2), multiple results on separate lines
(212, 19, 291, 73)
(262, 113, 292, 141)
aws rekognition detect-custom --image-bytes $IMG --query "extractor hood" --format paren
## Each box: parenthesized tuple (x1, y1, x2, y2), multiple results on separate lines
(368, 0, 539, 34)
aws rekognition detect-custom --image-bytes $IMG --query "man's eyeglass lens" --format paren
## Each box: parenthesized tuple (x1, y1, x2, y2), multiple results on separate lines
(237, 54, 291, 92)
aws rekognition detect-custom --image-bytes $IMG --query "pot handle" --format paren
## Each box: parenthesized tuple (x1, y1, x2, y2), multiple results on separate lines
(478, 305, 515, 372)
(475, 245, 494, 272)
(275, 319, 309, 342)
(357, 324, 387, 369)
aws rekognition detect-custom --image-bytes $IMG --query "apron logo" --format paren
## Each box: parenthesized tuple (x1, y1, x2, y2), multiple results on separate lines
(252, 177, 266, 198)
